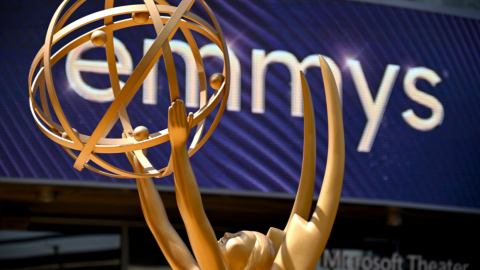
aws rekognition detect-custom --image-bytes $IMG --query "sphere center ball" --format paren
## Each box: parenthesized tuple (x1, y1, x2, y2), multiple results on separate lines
(133, 12, 150, 24)
(90, 30, 107, 47)
(209, 73, 225, 91)
(133, 126, 150, 142)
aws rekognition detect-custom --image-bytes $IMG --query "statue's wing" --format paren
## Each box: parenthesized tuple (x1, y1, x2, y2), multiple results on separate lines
(267, 63, 316, 251)
(272, 56, 345, 270)
(284, 69, 317, 232)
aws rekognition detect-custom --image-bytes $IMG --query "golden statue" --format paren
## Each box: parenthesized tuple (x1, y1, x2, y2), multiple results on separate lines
(29, 0, 344, 269)
(132, 59, 344, 270)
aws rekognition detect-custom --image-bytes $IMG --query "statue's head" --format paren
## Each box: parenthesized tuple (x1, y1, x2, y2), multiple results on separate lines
(218, 231, 276, 270)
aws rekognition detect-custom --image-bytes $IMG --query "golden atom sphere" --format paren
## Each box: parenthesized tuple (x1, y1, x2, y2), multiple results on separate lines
(133, 126, 150, 142)
(209, 73, 225, 91)
(90, 30, 107, 47)
(132, 12, 150, 24)
(28, 0, 230, 179)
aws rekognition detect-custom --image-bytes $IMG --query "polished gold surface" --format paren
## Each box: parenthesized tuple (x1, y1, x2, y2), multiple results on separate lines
(61, 128, 79, 141)
(209, 73, 225, 91)
(271, 56, 345, 270)
(30, 1, 344, 269)
(90, 30, 107, 47)
(133, 126, 150, 142)
(132, 12, 150, 24)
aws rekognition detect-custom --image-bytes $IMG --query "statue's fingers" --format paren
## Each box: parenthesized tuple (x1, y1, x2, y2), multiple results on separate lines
(172, 100, 182, 127)
(168, 106, 174, 129)
(176, 100, 184, 127)
(181, 102, 187, 126)
(177, 99, 184, 107)
(188, 112, 194, 130)
(175, 99, 186, 126)
(173, 102, 179, 128)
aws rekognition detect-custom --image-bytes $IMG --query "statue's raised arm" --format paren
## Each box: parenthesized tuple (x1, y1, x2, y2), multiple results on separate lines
(168, 100, 229, 270)
(168, 100, 277, 270)
(127, 153, 199, 270)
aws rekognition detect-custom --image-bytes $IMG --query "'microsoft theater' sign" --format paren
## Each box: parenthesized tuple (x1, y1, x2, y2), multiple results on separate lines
(320, 249, 470, 270)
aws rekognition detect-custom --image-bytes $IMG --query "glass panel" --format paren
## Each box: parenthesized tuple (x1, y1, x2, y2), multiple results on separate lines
(0, 228, 121, 270)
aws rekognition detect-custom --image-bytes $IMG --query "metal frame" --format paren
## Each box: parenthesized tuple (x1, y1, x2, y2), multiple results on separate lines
(2, 177, 479, 215)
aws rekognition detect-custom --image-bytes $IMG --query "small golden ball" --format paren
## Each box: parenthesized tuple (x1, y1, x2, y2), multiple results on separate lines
(133, 126, 150, 142)
(90, 30, 107, 47)
(132, 12, 149, 24)
(209, 73, 225, 91)
(62, 128, 79, 140)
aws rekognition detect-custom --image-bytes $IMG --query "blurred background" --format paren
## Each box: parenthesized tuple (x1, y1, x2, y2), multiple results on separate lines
(1, 0, 479, 269)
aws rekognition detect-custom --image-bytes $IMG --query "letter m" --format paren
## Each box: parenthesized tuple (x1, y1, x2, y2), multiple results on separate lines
(323, 249, 342, 268)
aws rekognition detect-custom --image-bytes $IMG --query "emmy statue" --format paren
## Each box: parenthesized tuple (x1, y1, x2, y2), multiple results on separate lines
(29, 0, 344, 269)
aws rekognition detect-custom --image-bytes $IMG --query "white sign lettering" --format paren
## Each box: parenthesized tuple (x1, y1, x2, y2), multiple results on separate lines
(65, 38, 444, 153)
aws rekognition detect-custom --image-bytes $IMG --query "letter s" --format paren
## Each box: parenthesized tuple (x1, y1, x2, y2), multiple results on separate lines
(402, 67, 444, 131)
(373, 257, 381, 270)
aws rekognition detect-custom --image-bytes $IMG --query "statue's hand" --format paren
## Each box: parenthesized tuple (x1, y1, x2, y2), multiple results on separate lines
(168, 99, 194, 149)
